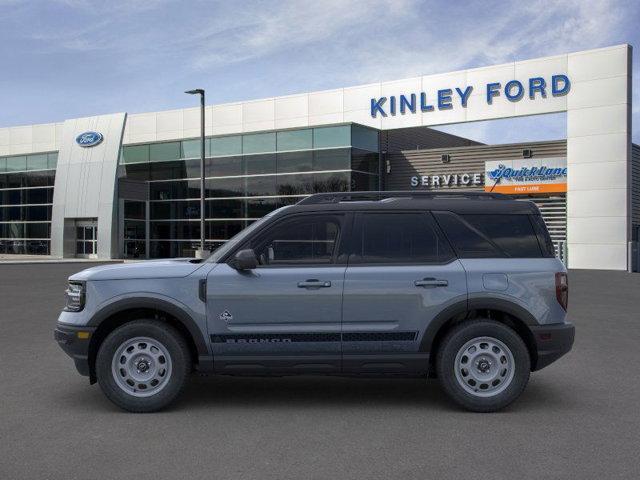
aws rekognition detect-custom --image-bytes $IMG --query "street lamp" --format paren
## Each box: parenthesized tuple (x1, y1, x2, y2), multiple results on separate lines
(185, 88, 207, 259)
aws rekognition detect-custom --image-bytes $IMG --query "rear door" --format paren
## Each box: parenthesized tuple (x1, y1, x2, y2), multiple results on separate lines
(341, 211, 467, 374)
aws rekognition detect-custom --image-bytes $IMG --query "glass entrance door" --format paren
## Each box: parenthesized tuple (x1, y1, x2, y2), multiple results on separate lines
(76, 222, 98, 258)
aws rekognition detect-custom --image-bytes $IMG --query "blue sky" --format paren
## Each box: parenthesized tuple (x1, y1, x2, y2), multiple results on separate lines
(0, 0, 638, 144)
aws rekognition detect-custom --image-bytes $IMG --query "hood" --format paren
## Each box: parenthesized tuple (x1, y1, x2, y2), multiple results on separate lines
(69, 258, 205, 281)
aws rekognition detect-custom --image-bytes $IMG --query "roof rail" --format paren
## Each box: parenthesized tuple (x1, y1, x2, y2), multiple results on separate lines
(297, 191, 509, 205)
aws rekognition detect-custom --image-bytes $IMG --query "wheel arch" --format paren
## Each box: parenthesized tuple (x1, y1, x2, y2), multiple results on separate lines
(87, 297, 211, 383)
(422, 298, 539, 373)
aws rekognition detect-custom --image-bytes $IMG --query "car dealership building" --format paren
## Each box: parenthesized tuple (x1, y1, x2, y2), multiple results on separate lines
(0, 44, 637, 271)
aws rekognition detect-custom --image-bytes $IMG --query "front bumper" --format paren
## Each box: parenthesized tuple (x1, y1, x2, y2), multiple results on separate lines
(54, 324, 96, 377)
(530, 322, 575, 371)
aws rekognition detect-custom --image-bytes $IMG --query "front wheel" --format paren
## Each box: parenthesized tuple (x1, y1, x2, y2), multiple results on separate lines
(436, 320, 530, 412)
(96, 320, 191, 412)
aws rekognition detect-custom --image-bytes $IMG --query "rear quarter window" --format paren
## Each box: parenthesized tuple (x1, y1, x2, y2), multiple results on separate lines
(433, 212, 544, 258)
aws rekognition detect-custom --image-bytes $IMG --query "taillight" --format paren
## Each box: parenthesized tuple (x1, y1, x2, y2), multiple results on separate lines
(555, 272, 568, 311)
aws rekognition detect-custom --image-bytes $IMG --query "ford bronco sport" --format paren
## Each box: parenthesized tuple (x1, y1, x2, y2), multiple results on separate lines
(55, 191, 574, 412)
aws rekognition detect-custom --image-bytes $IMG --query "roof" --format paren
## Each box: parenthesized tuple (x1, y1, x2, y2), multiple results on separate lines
(282, 191, 540, 216)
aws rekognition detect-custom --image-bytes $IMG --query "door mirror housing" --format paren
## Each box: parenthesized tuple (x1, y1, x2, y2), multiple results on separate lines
(231, 249, 258, 270)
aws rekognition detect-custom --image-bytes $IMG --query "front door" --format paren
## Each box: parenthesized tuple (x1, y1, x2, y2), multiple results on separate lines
(206, 213, 348, 374)
(341, 211, 467, 374)
(75, 221, 98, 258)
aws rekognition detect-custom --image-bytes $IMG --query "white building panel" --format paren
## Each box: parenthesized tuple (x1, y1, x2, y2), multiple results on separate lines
(567, 45, 629, 82)
(567, 76, 629, 110)
(308, 89, 343, 117)
(275, 95, 308, 119)
(568, 161, 627, 190)
(567, 103, 629, 138)
(568, 244, 628, 271)
(567, 133, 628, 165)
(567, 189, 628, 217)
(569, 216, 628, 244)
(343, 83, 381, 112)
(514, 54, 567, 82)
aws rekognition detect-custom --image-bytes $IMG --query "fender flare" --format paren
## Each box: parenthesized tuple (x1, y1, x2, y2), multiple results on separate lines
(419, 297, 538, 353)
(88, 296, 209, 356)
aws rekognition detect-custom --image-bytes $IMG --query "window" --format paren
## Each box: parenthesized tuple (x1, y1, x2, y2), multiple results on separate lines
(462, 214, 542, 258)
(26, 154, 48, 171)
(250, 215, 341, 265)
(313, 149, 350, 171)
(245, 154, 276, 175)
(352, 213, 453, 264)
(181, 139, 203, 159)
(6, 156, 27, 172)
(211, 136, 242, 157)
(207, 156, 243, 177)
(150, 142, 181, 162)
(530, 214, 556, 258)
(434, 212, 543, 258)
(242, 133, 276, 154)
(277, 129, 312, 151)
(277, 151, 312, 173)
(351, 125, 379, 152)
(47, 153, 58, 170)
(433, 212, 500, 258)
(313, 126, 350, 149)
(122, 145, 149, 164)
(124, 201, 146, 220)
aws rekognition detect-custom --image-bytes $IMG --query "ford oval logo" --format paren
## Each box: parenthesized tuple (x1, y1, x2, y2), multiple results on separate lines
(76, 131, 103, 147)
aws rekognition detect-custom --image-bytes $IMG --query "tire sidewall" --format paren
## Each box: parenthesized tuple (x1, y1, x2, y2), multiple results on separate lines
(96, 320, 190, 412)
(437, 320, 531, 412)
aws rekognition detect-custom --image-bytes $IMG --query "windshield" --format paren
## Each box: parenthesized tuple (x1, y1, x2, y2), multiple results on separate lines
(207, 206, 291, 263)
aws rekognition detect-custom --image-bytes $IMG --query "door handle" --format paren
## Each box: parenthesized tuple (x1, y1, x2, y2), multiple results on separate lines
(297, 279, 332, 288)
(414, 278, 448, 288)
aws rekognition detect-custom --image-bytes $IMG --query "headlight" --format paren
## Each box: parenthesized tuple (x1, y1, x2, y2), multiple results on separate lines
(64, 282, 85, 312)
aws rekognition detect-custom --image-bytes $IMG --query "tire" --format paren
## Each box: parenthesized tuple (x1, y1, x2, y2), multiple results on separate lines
(96, 320, 191, 413)
(436, 319, 530, 412)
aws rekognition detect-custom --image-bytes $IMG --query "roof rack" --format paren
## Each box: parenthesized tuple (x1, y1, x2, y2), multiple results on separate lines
(297, 191, 509, 205)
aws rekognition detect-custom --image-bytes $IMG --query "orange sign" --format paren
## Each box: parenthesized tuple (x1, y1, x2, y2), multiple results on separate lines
(486, 183, 567, 194)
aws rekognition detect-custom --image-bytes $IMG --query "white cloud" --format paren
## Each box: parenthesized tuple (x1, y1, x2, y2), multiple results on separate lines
(1, 0, 638, 141)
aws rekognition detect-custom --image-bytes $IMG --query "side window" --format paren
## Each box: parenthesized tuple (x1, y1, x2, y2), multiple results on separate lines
(461, 214, 542, 258)
(250, 215, 341, 266)
(433, 211, 543, 258)
(529, 214, 556, 257)
(351, 212, 454, 264)
(433, 211, 502, 258)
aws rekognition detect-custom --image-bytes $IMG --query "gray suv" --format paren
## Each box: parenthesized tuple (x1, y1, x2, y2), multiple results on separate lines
(55, 192, 574, 413)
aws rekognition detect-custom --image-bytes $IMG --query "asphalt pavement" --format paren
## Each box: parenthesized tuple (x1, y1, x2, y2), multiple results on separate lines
(0, 263, 638, 479)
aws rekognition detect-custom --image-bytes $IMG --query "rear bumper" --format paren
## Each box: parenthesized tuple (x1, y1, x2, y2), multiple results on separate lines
(54, 324, 96, 377)
(530, 322, 575, 371)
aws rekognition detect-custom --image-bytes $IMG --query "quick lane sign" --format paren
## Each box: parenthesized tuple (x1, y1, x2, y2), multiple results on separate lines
(370, 74, 570, 117)
(485, 157, 567, 194)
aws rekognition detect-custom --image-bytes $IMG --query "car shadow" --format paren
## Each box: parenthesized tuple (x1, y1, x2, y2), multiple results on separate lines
(51, 373, 578, 415)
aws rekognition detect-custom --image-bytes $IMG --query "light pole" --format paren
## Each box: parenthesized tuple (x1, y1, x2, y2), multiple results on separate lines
(185, 88, 207, 259)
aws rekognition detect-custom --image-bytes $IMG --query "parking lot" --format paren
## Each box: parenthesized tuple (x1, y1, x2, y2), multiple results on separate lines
(0, 263, 638, 479)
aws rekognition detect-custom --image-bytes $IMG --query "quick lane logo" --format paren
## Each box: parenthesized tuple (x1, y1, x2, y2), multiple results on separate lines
(75, 131, 103, 147)
(487, 164, 567, 183)
(370, 74, 570, 117)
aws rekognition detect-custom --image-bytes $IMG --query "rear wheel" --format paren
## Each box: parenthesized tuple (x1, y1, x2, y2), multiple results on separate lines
(96, 320, 191, 412)
(436, 319, 530, 412)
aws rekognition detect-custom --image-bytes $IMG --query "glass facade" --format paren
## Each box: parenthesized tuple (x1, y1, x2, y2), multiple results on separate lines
(119, 124, 380, 258)
(0, 152, 57, 255)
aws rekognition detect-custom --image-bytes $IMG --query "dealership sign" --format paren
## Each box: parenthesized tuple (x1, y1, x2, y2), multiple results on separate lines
(76, 131, 103, 147)
(370, 74, 570, 117)
(485, 157, 567, 194)
(410, 173, 484, 188)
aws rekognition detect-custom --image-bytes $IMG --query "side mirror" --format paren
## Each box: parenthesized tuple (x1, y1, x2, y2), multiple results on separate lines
(231, 249, 258, 270)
